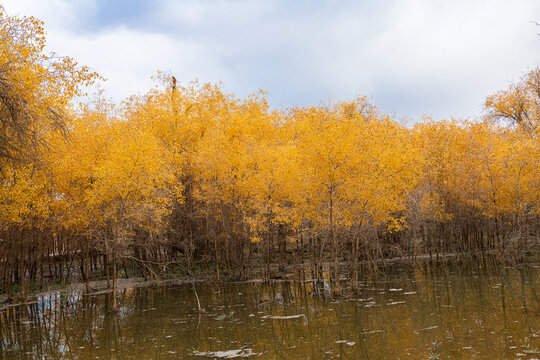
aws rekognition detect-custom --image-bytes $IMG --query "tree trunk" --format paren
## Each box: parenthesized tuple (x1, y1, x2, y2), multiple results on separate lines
(112, 246, 117, 312)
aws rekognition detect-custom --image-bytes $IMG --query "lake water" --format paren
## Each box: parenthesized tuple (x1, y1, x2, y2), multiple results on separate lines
(1, 259, 538, 359)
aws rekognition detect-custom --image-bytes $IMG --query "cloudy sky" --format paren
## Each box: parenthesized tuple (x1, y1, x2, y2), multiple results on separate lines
(3, 0, 540, 120)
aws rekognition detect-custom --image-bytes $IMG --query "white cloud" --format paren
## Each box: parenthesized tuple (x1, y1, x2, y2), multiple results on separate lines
(2, 0, 540, 120)
(3, 0, 96, 30)
(46, 27, 224, 101)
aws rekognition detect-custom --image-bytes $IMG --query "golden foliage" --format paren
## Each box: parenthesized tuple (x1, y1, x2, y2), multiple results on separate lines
(0, 9, 538, 281)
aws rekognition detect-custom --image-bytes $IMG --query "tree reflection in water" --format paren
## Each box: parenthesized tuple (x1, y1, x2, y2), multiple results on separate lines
(1, 259, 538, 359)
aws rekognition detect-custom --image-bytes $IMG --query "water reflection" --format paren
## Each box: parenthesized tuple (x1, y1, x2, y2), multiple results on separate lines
(1, 260, 538, 359)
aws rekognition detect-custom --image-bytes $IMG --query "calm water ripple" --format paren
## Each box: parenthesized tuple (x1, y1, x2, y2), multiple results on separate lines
(1, 260, 538, 359)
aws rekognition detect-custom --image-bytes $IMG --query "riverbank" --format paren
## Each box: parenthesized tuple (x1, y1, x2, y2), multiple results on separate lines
(2, 250, 537, 309)
(0, 276, 207, 310)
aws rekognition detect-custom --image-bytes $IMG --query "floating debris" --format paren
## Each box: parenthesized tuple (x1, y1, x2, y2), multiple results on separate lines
(363, 301, 379, 307)
(335, 340, 356, 346)
(261, 314, 304, 320)
(215, 311, 235, 321)
(414, 325, 438, 333)
(193, 347, 261, 358)
(353, 297, 374, 302)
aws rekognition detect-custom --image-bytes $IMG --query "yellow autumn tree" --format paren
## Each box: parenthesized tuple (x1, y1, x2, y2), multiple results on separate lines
(194, 91, 276, 279)
(84, 116, 179, 309)
(0, 8, 98, 299)
(485, 67, 540, 137)
(43, 97, 114, 291)
(0, 6, 98, 164)
(292, 98, 419, 289)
